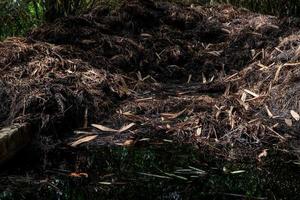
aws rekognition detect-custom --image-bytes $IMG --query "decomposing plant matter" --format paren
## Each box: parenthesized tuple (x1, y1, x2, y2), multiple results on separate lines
(0, 0, 299, 158)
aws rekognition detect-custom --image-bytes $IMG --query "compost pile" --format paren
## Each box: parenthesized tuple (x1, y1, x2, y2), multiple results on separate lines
(0, 0, 299, 157)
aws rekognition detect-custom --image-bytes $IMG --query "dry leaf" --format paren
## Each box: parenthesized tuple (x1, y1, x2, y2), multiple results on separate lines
(92, 124, 118, 132)
(283, 62, 300, 66)
(251, 49, 256, 57)
(237, 99, 249, 110)
(231, 170, 246, 174)
(241, 92, 247, 102)
(69, 172, 88, 178)
(266, 127, 285, 140)
(69, 135, 98, 147)
(273, 64, 283, 82)
(92, 123, 135, 133)
(161, 109, 186, 119)
(285, 119, 293, 127)
(257, 149, 268, 161)
(227, 106, 235, 129)
(290, 110, 300, 121)
(118, 123, 135, 133)
(244, 89, 259, 97)
(187, 74, 192, 83)
(122, 111, 132, 116)
(123, 139, 134, 146)
(135, 97, 153, 102)
(202, 73, 207, 83)
(140, 33, 152, 37)
(265, 105, 273, 118)
(257, 62, 268, 70)
(215, 110, 221, 120)
(196, 127, 202, 136)
(224, 84, 231, 96)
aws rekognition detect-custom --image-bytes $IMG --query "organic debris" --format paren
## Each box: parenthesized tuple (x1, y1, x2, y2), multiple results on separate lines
(69, 135, 98, 147)
(0, 0, 299, 159)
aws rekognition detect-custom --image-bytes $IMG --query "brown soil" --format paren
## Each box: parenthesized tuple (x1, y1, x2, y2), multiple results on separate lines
(0, 0, 300, 159)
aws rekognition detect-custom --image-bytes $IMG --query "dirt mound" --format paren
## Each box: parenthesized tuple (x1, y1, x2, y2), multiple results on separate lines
(0, 38, 127, 135)
(29, 1, 224, 82)
(0, 0, 299, 156)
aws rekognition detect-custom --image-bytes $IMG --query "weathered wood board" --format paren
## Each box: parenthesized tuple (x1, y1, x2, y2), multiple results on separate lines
(0, 123, 31, 165)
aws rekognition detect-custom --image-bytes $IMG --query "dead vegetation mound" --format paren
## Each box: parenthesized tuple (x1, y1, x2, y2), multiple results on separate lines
(0, 0, 299, 157)
(0, 38, 126, 135)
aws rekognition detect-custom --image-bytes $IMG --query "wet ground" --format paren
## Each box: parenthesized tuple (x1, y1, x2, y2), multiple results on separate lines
(0, 142, 299, 200)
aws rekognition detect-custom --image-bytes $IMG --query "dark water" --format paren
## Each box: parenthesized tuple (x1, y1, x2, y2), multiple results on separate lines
(0, 143, 299, 200)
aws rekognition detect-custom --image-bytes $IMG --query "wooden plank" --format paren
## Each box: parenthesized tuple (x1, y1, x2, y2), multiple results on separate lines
(0, 123, 31, 165)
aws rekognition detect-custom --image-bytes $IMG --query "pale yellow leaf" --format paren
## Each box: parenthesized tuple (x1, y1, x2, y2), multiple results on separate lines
(290, 110, 300, 121)
(241, 92, 247, 102)
(244, 89, 259, 97)
(140, 33, 152, 37)
(123, 139, 134, 146)
(92, 124, 118, 132)
(196, 127, 202, 136)
(231, 170, 246, 174)
(202, 73, 207, 83)
(118, 123, 135, 133)
(274, 64, 283, 82)
(257, 149, 268, 161)
(285, 119, 293, 127)
(69, 135, 98, 147)
(69, 172, 88, 178)
(265, 105, 273, 118)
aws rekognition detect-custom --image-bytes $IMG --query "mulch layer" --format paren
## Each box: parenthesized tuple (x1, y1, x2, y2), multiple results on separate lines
(0, 0, 300, 160)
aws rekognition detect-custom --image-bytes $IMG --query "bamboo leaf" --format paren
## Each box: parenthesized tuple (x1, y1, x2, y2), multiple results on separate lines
(69, 135, 98, 147)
